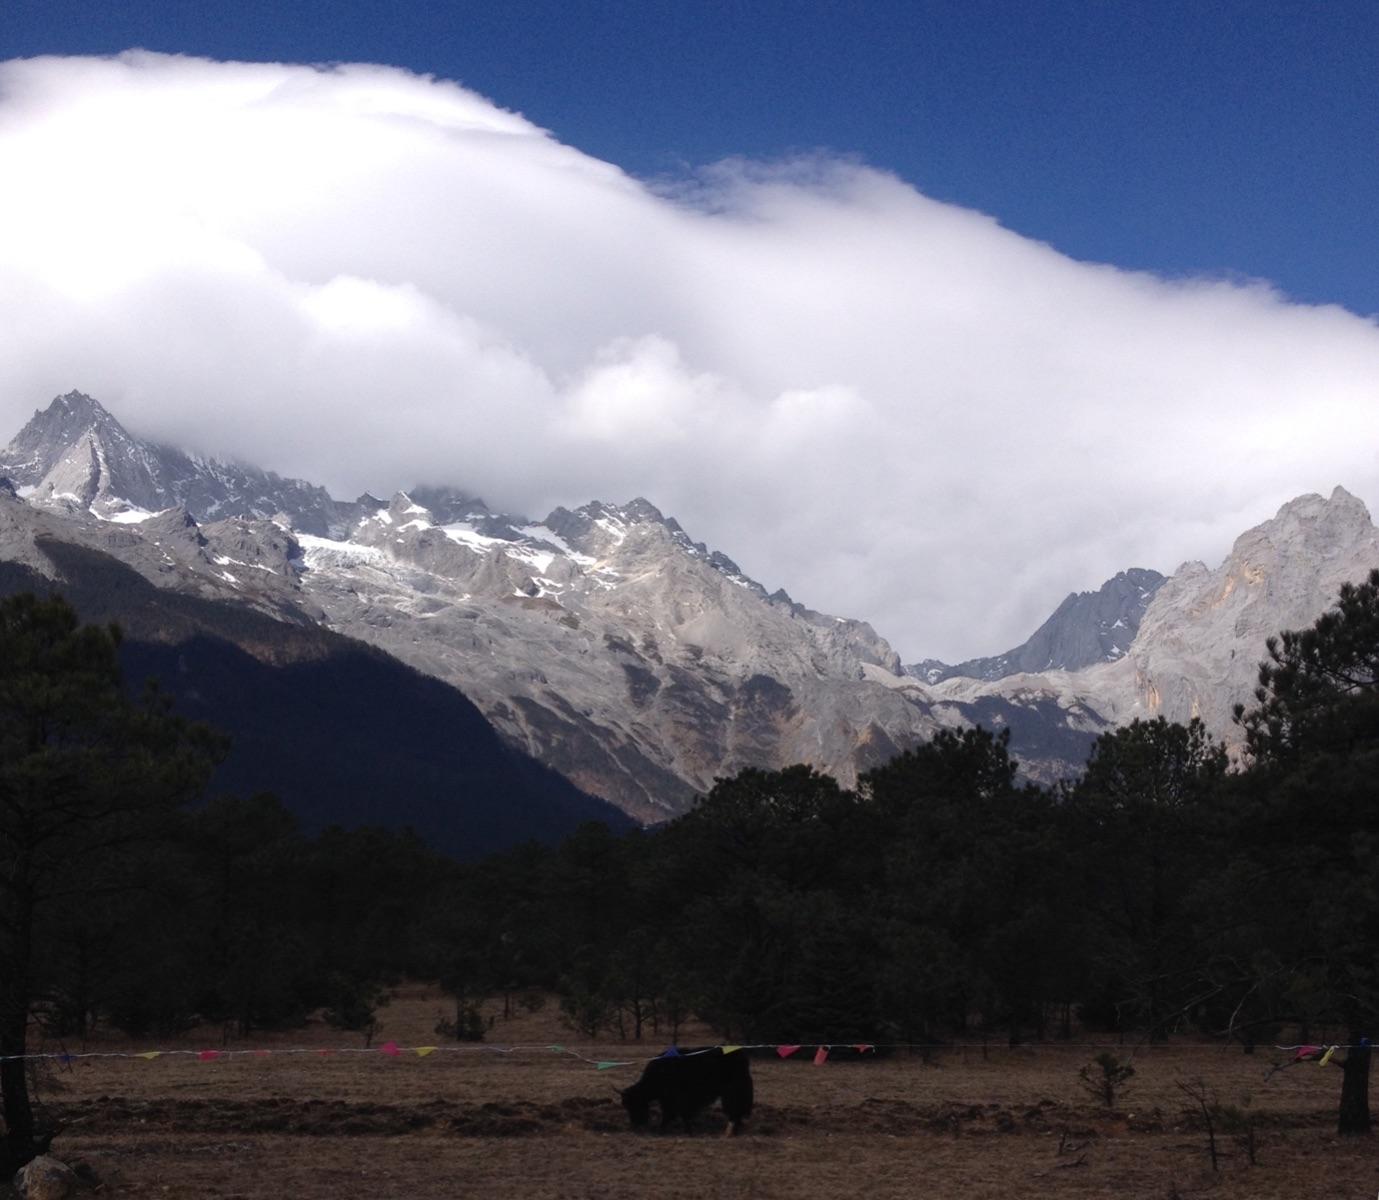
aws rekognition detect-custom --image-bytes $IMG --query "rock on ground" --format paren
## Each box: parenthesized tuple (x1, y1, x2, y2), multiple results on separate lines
(14, 1156, 78, 1200)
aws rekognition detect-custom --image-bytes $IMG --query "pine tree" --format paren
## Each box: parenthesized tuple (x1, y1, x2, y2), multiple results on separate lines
(1231, 571, 1379, 1135)
(0, 594, 221, 1175)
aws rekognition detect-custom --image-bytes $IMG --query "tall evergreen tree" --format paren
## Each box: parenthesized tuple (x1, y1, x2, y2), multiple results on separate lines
(1066, 718, 1227, 1036)
(1236, 567, 1379, 763)
(0, 594, 221, 1175)
(1229, 571, 1379, 1135)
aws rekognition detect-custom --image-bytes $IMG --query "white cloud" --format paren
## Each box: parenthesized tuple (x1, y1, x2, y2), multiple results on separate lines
(1, 51, 1377, 660)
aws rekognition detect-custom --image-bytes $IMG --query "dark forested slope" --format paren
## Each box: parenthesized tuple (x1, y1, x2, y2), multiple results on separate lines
(0, 537, 630, 858)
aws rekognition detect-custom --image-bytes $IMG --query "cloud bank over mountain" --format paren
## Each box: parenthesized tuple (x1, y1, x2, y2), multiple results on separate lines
(1, 51, 1376, 659)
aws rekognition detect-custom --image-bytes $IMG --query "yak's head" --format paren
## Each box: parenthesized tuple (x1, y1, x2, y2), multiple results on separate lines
(620, 1081, 651, 1128)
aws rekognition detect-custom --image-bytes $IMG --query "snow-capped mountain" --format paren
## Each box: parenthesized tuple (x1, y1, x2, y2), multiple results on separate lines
(1, 391, 1375, 822)
(907, 567, 1166, 684)
(0, 491, 628, 858)
(936, 487, 1379, 758)
(289, 487, 937, 819)
(0, 394, 960, 818)
(0, 390, 360, 534)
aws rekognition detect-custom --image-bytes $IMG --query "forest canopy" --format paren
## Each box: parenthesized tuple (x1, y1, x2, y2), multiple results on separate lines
(4, 572, 1379, 1169)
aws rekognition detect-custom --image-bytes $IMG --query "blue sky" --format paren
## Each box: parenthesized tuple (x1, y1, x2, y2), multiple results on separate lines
(6, 0, 1377, 316)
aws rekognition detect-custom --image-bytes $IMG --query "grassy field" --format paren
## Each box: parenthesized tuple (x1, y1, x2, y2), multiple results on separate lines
(7, 984, 1377, 1199)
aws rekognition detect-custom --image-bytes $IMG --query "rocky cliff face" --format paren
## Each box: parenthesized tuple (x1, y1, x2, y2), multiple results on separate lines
(1111, 487, 1379, 738)
(288, 490, 934, 819)
(909, 568, 1165, 683)
(2, 392, 1375, 818)
(937, 488, 1379, 758)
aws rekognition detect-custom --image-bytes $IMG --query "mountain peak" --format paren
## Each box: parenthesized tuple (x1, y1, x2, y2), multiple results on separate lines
(34, 390, 131, 442)
(49, 390, 111, 419)
(388, 491, 433, 522)
(1229, 486, 1376, 565)
(3, 391, 130, 480)
(1270, 485, 1369, 523)
(911, 565, 1168, 683)
(407, 484, 489, 524)
(0, 391, 351, 536)
(1321, 485, 1370, 523)
(619, 497, 668, 525)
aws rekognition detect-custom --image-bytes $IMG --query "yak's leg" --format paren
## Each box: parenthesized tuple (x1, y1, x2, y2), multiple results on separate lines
(723, 1081, 751, 1136)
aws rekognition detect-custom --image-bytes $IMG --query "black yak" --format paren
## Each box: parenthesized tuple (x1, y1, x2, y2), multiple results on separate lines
(620, 1047, 754, 1134)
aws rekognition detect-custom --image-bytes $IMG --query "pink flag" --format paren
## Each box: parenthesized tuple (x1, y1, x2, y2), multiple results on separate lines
(854, 1044, 874, 1054)
(776, 1045, 801, 1058)
(1293, 1045, 1322, 1062)
(813, 1046, 829, 1066)
(380, 1041, 402, 1058)
(197, 1050, 221, 1062)
(253, 1049, 271, 1058)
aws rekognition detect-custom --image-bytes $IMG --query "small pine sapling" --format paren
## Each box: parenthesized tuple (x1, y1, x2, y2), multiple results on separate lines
(1079, 1052, 1135, 1108)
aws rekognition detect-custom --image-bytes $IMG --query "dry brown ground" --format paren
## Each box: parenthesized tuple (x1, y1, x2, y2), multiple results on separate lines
(7, 984, 1378, 1199)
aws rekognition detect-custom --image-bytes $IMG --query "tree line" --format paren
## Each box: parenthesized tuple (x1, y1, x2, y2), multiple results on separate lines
(3, 569, 1379, 1171)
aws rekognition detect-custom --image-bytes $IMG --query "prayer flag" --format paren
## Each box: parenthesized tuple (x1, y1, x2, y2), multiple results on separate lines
(380, 1041, 401, 1058)
(660, 1046, 681, 1057)
(813, 1046, 829, 1066)
(776, 1045, 801, 1058)
(137, 1051, 161, 1061)
(415, 1046, 437, 1058)
(1319, 1045, 1337, 1067)
(722, 1045, 742, 1055)
(197, 1050, 220, 1062)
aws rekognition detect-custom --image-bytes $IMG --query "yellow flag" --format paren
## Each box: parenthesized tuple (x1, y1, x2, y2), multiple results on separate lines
(721, 1045, 742, 1055)
(414, 1046, 437, 1058)
(1319, 1045, 1337, 1067)
(137, 1052, 161, 1060)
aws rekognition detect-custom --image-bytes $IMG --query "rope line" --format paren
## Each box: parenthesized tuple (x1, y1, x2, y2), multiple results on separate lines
(1, 1039, 1364, 1066)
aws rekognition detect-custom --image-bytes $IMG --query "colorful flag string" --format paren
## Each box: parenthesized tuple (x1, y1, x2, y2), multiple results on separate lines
(2, 1038, 1369, 1068)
